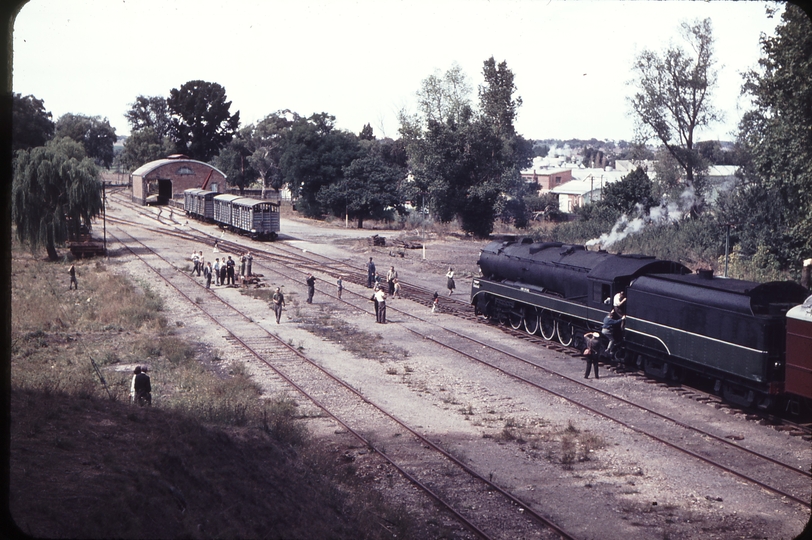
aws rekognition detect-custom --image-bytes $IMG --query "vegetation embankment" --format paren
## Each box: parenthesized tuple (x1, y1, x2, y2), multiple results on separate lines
(8, 241, 431, 539)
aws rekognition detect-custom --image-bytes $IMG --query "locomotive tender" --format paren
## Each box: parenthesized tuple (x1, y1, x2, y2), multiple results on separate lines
(184, 189, 280, 240)
(471, 237, 811, 410)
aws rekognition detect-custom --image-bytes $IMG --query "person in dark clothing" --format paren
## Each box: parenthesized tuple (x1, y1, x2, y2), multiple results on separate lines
(306, 274, 316, 303)
(240, 253, 247, 277)
(69, 264, 78, 290)
(583, 331, 601, 379)
(246, 252, 253, 277)
(601, 309, 625, 354)
(367, 258, 376, 288)
(220, 260, 227, 286)
(226, 256, 236, 285)
(132, 366, 152, 406)
(203, 262, 212, 289)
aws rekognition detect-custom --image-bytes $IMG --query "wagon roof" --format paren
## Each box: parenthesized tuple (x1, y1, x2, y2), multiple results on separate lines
(214, 194, 243, 203)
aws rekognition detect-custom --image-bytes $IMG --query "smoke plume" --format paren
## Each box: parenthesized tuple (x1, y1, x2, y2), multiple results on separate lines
(586, 186, 697, 249)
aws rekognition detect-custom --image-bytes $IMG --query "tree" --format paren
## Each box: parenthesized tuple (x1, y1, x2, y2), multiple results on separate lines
(317, 153, 404, 228)
(629, 18, 720, 209)
(729, 4, 812, 270)
(54, 113, 117, 167)
(359, 123, 374, 141)
(277, 113, 362, 217)
(12, 137, 103, 260)
(248, 111, 297, 197)
(600, 166, 655, 214)
(12, 93, 54, 152)
(479, 57, 522, 138)
(119, 127, 171, 171)
(416, 63, 473, 124)
(212, 125, 259, 195)
(167, 80, 240, 162)
(125, 95, 171, 139)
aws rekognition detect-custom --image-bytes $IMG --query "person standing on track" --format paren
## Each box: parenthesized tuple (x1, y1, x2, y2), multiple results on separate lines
(306, 274, 316, 303)
(367, 257, 376, 288)
(446, 267, 456, 295)
(336, 275, 343, 299)
(272, 287, 285, 323)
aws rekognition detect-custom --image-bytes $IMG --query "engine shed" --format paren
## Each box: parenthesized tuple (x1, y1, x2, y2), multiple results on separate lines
(131, 155, 227, 205)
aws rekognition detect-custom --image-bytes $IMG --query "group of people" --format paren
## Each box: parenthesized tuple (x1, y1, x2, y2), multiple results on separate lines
(582, 290, 627, 379)
(193, 249, 254, 289)
(365, 258, 402, 298)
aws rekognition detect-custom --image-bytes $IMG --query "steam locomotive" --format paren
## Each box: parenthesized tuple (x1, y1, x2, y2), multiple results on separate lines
(470, 237, 812, 412)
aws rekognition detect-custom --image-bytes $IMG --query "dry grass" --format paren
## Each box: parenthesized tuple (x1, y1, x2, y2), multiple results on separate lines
(9, 238, 428, 539)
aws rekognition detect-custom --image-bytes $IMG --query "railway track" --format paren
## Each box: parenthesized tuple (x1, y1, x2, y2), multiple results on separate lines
(106, 196, 812, 514)
(106, 223, 576, 540)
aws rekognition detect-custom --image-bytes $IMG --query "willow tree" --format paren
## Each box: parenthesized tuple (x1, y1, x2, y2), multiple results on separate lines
(12, 137, 103, 260)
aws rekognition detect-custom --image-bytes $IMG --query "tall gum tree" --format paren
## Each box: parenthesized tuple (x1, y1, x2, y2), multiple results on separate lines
(629, 18, 721, 210)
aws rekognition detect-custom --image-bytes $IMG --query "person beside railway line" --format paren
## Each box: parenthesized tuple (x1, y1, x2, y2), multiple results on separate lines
(371, 285, 380, 320)
(191, 251, 200, 276)
(374, 287, 387, 323)
(431, 291, 440, 313)
(272, 287, 285, 323)
(68, 264, 78, 290)
(204, 262, 212, 289)
(306, 274, 316, 303)
(446, 267, 456, 295)
(246, 252, 253, 277)
(393, 278, 401, 299)
(367, 257, 376, 288)
(198, 252, 204, 276)
(226, 256, 236, 285)
(214, 258, 221, 286)
(240, 253, 247, 278)
(220, 258, 227, 286)
(387, 266, 398, 295)
(583, 331, 601, 379)
(336, 276, 343, 299)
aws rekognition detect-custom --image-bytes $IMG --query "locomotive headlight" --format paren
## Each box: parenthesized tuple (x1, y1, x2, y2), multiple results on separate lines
(473, 279, 480, 289)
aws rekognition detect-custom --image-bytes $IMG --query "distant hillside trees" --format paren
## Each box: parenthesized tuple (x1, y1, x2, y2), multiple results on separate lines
(12, 138, 103, 260)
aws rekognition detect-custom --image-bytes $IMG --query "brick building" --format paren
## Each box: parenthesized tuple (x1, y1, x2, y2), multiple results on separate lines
(520, 167, 573, 193)
(130, 154, 227, 205)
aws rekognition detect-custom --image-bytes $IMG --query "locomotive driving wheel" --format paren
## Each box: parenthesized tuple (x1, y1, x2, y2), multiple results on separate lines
(556, 320, 574, 346)
(539, 310, 556, 340)
(509, 305, 525, 330)
(524, 307, 540, 335)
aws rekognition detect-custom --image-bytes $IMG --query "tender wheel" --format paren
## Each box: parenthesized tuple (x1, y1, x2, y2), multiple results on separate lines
(524, 307, 540, 335)
(540, 310, 556, 340)
(509, 305, 525, 330)
(556, 320, 574, 347)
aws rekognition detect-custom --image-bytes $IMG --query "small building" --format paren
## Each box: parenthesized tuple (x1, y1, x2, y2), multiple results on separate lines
(130, 155, 227, 205)
(521, 167, 573, 193)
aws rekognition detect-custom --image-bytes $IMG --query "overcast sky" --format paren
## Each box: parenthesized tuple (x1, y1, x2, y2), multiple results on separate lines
(12, 0, 783, 143)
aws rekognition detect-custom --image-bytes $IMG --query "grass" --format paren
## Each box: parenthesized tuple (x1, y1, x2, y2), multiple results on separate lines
(302, 311, 410, 362)
(9, 238, 431, 539)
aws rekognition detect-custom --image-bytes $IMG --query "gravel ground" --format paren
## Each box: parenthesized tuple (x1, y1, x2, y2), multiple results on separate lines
(106, 199, 812, 539)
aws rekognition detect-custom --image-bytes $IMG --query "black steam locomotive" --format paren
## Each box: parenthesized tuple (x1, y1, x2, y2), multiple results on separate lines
(470, 237, 811, 411)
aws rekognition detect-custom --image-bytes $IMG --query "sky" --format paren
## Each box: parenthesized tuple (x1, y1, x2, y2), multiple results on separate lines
(11, 0, 784, 143)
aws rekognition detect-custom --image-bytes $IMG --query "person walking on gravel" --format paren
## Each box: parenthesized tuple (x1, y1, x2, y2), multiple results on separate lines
(191, 251, 200, 275)
(374, 287, 387, 323)
(272, 287, 285, 323)
(306, 274, 316, 303)
(446, 267, 456, 295)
